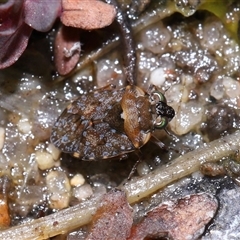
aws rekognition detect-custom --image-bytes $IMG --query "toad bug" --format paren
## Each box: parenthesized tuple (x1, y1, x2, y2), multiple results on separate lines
(50, 85, 175, 160)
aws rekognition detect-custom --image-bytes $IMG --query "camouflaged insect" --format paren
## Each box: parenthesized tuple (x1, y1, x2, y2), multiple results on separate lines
(50, 85, 175, 160)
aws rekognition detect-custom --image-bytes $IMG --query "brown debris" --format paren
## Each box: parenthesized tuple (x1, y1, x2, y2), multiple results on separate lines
(61, 0, 116, 30)
(0, 194, 10, 229)
(200, 162, 226, 177)
(86, 189, 133, 240)
(54, 25, 81, 75)
(128, 193, 218, 240)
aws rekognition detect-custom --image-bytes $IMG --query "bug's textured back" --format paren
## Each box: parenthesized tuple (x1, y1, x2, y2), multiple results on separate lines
(50, 86, 135, 160)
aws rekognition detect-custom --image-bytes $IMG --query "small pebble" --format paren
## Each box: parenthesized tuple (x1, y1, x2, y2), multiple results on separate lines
(50, 192, 70, 209)
(17, 119, 32, 134)
(46, 171, 71, 209)
(140, 21, 171, 54)
(46, 143, 61, 160)
(210, 77, 224, 100)
(137, 161, 150, 176)
(222, 76, 240, 99)
(170, 101, 203, 135)
(73, 184, 93, 201)
(149, 68, 165, 87)
(35, 151, 55, 170)
(70, 174, 85, 187)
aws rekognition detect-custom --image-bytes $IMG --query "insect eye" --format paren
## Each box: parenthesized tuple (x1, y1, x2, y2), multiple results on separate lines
(152, 91, 166, 103)
(154, 116, 168, 129)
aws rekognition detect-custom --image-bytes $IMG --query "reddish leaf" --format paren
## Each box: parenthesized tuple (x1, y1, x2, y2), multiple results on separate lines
(128, 193, 218, 240)
(0, 0, 23, 34)
(24, 0, 62, 32)
(54, 25, 81, 75)
(0, 22, 32, 69)
(86, 189, 133, 240)
(61, 0, 116, 30)
(0, 0, 31, 69)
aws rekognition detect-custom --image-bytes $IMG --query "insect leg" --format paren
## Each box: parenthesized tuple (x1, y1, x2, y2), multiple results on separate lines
(127, 149, 142, 180)
(151, 134, 179, 153)
(150, 135, 169, 152)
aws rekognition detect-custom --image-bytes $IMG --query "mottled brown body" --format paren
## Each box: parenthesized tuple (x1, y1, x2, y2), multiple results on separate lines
(51, 85, 174, 160)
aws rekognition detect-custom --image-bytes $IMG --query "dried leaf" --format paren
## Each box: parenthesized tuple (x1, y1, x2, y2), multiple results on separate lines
(86, 189, 133, 240)
(61, 0, 116, 30)
(24, 0, 61, 32)
(128, 193, 218, 240)
(54, 25, 81, 75)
